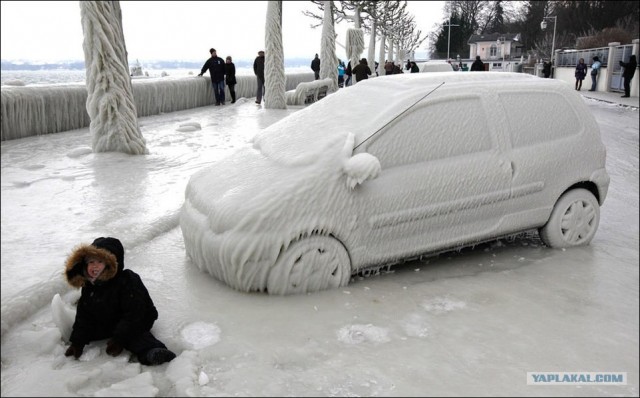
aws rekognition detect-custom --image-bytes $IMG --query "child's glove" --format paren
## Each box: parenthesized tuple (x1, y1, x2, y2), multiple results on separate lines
(106, 339, 123, 357)
(65, 344, 84, 359)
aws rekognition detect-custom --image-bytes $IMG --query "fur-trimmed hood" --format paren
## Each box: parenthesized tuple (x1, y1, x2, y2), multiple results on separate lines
(64, 237, 124, 288)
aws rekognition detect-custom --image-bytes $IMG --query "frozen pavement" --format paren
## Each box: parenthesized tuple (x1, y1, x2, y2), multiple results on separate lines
(1, 96, 638, 396)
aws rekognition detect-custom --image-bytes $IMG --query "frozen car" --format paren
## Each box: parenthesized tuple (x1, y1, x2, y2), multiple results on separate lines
(416, 61, 455, 72)
(180, 72, 609, 295)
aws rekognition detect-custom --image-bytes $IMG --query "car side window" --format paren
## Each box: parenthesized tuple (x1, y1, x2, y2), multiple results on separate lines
(499, 92, 580, 148)
(366, 97, 492, 168)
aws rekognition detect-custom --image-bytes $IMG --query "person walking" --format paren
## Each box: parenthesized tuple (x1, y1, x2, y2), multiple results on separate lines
(198, 48, 226, 105)
(619, 54, 637, 98)
(588, 56, 601, 92)
(311, 53, 320, 80)
(470, 55, 484, 71)
(352, 58, 372, 83)
(63, 237, 176, 366)
(574, 58, 587, 91)
(225, 56, 237, 103)
(253, 50, 265, 104)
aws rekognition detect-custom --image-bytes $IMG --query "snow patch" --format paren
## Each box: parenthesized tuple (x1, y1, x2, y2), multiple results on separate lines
(337, 324, 390, 345)
(180, 322, 221, 349)
(175, 122, 202, 132)
(421, 297, 467, 314)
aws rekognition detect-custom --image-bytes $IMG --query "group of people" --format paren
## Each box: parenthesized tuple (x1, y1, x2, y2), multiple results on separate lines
(574, 54, 636, 96)
(198, 48, 266, 105)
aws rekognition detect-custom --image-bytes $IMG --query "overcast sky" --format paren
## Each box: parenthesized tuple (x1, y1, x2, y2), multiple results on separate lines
(1, 1, 445, 63)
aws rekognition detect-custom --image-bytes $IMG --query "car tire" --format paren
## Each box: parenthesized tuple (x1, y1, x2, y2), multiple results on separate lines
(539, 188, 600, 248)
(267, 235, 351, 295)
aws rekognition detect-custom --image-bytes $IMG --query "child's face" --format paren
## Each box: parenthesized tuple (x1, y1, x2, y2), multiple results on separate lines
(86, 258, 105, 279)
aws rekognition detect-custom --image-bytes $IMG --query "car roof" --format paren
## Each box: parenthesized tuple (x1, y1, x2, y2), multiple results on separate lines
(257, 72, 566, 157)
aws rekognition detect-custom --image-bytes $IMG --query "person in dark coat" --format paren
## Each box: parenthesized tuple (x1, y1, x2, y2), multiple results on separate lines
(225, 55, 237, 103)
(64, 237, 176, 366)
(543, 61, 552, 78)
(410, 61, 420, 73)
(470, 55, 484, 71)
(619, 54, 637, 98)
(311, 53, 320, 80)
(352, 58, 372, 83)
(198, 48, 226, 105)
(253, 50, 265, 104)
(574, 57, 587, 90)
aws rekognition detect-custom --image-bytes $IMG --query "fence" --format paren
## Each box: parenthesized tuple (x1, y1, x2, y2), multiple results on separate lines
(1, 72, 314, 141)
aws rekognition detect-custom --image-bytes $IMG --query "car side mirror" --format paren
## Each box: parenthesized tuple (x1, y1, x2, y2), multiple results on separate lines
(343, 153, 381, 189)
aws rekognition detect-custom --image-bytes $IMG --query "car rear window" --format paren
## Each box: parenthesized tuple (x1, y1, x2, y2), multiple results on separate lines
(499, 92, 580, 147)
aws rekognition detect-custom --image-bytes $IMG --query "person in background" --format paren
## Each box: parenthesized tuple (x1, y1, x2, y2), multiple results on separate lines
(405, 59, 412, 71)
(253, 50, 265, 104)
(574, 57, 587, 91)
(345, 60, 353, 87)
(410, 61, 420, 73)
(619, 54, 637, 98)
(63, 237, 176, 366)
(470, 55, 484, 71)
(588, 56, 601, 91)
(542, 61, 552, 78)
(352, 58, 372, 83)
(337, 60, 345, 88)
(392, 63, 403, 74)
(311, 53, 320, 80)
(225, 56, 237, 103)
(384, 60, 394, 75)
(198, 48, 226, 105)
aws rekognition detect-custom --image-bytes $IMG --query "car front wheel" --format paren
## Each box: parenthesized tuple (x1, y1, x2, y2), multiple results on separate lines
(539, 188, 600, 248)
(267, 236, 351, 295)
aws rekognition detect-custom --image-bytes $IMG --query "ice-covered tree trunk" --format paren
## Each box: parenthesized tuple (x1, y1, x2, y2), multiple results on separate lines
(346, 28, 364, 79)
(345, 7, 364, 82)
(388, 38, 394, 66)
(367, 21, 377, 77)
(79, 1, 147, 155)
(378, 34, 386, 75)
(319, 0, 338, 92)
(265, 1, 286, 109)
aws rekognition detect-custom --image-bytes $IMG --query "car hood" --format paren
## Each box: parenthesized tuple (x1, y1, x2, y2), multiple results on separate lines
(184, 133, 354, 234)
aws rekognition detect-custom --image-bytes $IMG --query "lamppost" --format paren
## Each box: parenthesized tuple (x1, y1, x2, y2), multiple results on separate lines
(444, 19, 459, 61)
(540, 16, 557, 63)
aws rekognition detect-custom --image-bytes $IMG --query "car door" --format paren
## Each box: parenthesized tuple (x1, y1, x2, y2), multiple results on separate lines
(348, 94, 513, 268)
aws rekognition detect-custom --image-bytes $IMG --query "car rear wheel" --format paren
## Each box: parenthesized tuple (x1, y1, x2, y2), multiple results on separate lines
(267, 236, 351, 295)
(539, 188, 600, 248)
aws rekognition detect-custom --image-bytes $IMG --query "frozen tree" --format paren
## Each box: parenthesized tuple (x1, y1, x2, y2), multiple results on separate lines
(265, 1, 286, 109)
(378, 33, 386, 74)
(79, 1, 147, 155)
(319, 0, 339, 92)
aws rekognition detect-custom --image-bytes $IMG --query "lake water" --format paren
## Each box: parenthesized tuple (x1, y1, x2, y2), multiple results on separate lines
(1, 66, 310, 86)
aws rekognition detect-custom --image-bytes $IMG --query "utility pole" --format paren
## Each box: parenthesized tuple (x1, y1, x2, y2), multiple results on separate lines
(444, 18, 459, 61)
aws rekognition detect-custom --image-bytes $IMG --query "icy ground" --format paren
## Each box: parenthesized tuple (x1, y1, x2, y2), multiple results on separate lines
(1, 97, 638, 396)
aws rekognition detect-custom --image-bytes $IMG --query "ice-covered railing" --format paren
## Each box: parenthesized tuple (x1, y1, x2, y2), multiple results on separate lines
(1, 72, 314, 141)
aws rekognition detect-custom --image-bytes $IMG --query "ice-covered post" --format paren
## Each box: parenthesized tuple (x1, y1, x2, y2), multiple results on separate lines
(319, 0, 338, 92)
(79, 1, 147, 155)
(367, 20, 377, 77)
(265, 0, 286, 109)
(378, 33, 386, 76)
(345, 7, 364, 83)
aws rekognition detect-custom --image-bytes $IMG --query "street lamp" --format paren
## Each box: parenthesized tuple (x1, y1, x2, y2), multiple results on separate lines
(540, 16, 557, 64)
(444, 19, 459, 61)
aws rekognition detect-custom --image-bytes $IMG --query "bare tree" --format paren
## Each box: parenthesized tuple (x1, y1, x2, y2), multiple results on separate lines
(79, 1, 147, 155)
(319, 1, 339, 92)
(265, 1, 286, 109)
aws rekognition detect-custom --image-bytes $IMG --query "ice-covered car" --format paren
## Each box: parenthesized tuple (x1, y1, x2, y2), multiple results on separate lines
(416, 61, 455, 72)
(180, 72, 609, 295)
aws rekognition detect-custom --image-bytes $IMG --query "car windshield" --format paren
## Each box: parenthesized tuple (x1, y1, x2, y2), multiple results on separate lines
(252, 75, 444, 165)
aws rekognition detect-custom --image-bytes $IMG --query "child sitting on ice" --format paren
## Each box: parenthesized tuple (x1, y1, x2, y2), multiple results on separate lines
(63, 237, 175, 365)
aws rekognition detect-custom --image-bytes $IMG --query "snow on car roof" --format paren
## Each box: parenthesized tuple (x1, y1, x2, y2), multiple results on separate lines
(254, 72, 541, 161)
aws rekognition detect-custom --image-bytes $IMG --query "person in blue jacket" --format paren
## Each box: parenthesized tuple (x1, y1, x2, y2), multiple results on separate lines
(588, 56, 602, 92)
(64, 237, 176, 366)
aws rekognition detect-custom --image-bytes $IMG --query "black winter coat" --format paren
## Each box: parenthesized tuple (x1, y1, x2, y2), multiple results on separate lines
(225, 62, 237, 85)
(201, 56, 226, 83)
(64, 237, 158, 348)
(621, 56, 637, 79)
(253, 55, 265, 81)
